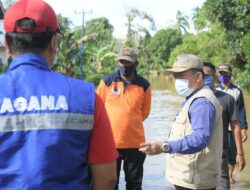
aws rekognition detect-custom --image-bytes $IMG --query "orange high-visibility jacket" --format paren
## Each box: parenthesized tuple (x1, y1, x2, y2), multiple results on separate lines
(96, 71, 151, 148)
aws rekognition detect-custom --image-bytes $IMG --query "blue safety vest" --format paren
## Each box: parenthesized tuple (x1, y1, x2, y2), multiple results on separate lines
(0, 54, 95, 190)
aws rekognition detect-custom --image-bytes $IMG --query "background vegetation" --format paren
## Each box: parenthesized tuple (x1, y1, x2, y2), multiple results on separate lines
(2, 0, 250, 92)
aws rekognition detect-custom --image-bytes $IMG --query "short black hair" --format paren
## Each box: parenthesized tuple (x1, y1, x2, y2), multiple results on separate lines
(5, 18, 56, 54)
(203, 61, 216, 76)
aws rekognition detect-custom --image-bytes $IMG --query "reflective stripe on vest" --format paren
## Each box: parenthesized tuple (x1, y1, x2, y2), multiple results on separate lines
(0, 113, 94, 132)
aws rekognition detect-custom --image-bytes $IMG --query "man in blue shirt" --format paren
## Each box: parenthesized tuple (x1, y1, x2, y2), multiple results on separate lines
(140, 54, 223, 190)
(216, 63, 248, 184)
(203, 61, 245, 190)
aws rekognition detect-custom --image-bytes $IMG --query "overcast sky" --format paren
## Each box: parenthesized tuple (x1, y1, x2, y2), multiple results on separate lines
(45, 0, 206, 38)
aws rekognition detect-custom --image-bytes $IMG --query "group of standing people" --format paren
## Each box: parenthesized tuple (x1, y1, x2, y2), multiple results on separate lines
(0, 0, 248, 190)
(140, 55, 247, 190)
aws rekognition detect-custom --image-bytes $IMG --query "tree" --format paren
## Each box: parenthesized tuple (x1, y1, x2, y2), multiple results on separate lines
(235, 32, 250, 92)
(124, 8, 156, 47)
(81, 17, 117, 84)
(83, 41, 117, 84)
(147, 28, 182, 69)
(52, 15, 81, 77)
(168, 24, 229, 68)
(193, 0, 250, 92)
(84, 17, 114, 47)
(196, 0, 250, 68)
(173, 11, 190, 34)
(53, 16, 117, 83)
(193, 7, 210, 32)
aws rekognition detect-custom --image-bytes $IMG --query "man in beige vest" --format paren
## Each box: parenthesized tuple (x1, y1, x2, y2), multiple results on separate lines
(140, 54, 223, 190)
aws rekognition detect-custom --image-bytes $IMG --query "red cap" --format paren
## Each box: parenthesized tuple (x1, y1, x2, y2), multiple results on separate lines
(4, 0, 59, 33)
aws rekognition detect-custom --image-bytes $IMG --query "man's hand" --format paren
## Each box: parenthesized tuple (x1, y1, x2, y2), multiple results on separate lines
(139, 141, 164, 155)
(241, 129, 248, 142)
(236, 154, 246, 171)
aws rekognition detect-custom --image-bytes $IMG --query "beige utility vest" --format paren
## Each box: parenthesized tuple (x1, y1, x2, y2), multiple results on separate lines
(166, 86, 223, 189)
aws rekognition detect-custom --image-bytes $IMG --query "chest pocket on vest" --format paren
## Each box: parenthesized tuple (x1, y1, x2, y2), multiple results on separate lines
(169, 115, 187, 141)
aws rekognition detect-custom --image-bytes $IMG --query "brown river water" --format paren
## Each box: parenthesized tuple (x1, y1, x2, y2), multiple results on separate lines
(118, 76, 250, 190)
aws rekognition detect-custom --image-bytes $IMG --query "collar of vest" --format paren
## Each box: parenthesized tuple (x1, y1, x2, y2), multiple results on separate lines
(8, 53, 50, 71)
(186, 85, 206, 100)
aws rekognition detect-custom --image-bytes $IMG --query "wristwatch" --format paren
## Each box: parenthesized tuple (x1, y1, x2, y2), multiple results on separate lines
(162, 141, 170, 153)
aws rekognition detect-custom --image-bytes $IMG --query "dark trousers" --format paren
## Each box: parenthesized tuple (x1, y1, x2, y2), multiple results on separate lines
(216, 156, 230, 190)
(115, 148, 146, 190)
(228, 131, 236, 165)
(175, 185, 215, 190)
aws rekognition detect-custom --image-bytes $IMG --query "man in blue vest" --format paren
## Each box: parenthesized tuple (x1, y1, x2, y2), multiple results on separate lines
(0, 0, 118, 189)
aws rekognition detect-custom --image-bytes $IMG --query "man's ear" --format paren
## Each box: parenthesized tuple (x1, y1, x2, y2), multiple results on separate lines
(3, 37, 11, 55)
(197, 72, 203, 81)
(50, 33, 59, 54)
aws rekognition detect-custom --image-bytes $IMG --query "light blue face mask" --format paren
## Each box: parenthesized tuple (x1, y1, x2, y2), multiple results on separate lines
(175, 79, 193, 97)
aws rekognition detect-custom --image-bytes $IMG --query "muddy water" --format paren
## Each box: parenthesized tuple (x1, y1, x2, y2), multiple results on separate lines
(118, 76, 250, 190)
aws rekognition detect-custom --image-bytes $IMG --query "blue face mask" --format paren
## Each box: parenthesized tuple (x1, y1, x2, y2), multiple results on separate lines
(204, 75, 213, 88)
(175, 79, 193, 97)
(218, 75, 231, 83)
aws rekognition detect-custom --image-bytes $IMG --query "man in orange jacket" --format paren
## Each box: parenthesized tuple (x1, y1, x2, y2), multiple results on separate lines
(96, 47, 151, 190)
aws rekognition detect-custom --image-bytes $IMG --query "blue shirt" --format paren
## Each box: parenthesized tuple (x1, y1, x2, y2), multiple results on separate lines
(169, 93, 216, 154)
(216, 83, 248, 129)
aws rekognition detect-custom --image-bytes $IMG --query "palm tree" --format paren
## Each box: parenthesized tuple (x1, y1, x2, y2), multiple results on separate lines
(124, 8, 156, 47)
(174, 11, 190, 34)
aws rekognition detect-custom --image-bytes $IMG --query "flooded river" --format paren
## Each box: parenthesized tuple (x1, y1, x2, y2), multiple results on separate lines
(118, 75, 250, 190)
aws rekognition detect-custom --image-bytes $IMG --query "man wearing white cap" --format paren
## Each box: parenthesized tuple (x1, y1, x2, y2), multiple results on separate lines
(140, 54, 223, 190)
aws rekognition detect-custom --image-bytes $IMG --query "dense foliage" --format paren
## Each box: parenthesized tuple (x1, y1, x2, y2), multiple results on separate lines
(192, 0, 250, 92)
(2, 0, 250, 92)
